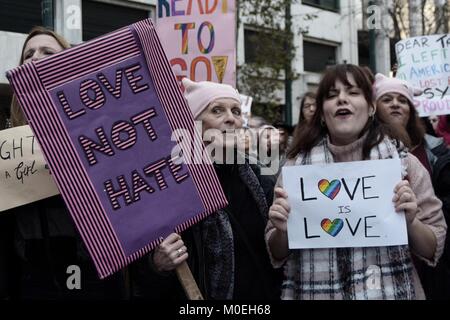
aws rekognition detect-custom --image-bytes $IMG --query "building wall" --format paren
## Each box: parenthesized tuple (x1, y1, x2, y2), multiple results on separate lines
(0, 0, 155, 85)
(0, 0, 155, 125)
(0, 0, 359, 126)
(238, 0, 359, 125)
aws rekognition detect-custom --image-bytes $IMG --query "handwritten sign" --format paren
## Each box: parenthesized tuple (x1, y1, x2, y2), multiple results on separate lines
(0, 125, 59, 212)
(6, 19, 228, 279)
(156, 0, 236, 86)
(395, 34, 450, 117)
(283, 159, 407, 249)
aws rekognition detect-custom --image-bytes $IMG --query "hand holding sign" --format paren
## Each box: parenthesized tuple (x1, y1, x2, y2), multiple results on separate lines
(393, 180, 418, 225)
(152, 233, 188, 272)
(268, 187, 290, 232)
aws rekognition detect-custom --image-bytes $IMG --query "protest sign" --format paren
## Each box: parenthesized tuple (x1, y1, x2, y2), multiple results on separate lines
(395, 34, 450, 117)
(0, 125, 59, 212)
(283, 159, 407, 249)
(156, 0, 236, 86)
(6, 19, 228, 279)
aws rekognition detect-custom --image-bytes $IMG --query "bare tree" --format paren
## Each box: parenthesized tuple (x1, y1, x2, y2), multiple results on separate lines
(387, 0, 449, 39)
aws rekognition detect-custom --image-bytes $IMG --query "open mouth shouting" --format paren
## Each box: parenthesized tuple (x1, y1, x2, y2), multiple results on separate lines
(335, 108, 353, 119)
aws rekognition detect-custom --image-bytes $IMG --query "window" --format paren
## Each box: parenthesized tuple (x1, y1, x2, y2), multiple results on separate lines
(303, 40, 337, 73)
(0, 0, 42, 34)
(244, 29, 259, 63)
(302, 0, 340, 12)
(244, 28, 284, 64)
(82, 0, 150, 41)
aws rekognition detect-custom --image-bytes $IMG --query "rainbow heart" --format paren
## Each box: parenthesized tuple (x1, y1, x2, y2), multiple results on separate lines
(321, 218, 344, 237)
(318, 179, 341, 200)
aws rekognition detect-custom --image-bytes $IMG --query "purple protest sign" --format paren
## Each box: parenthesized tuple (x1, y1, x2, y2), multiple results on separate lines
(6, 19, 228, 279)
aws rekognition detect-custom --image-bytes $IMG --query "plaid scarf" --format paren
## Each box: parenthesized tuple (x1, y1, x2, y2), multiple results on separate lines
(282, 136, 416, 300)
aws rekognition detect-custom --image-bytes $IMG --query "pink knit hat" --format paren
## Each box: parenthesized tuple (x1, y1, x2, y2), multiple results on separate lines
(182, 78, 241, 119)
(373, 73, 422, 105)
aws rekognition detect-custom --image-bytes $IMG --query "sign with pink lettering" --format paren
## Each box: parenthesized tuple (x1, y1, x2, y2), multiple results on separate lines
(156, 0, 236, 86)
(395, 34, 450, 117)
(6, 19, 228, 279)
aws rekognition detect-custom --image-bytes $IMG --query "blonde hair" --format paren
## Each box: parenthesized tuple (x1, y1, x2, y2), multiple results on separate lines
(10, 26, 70, 127)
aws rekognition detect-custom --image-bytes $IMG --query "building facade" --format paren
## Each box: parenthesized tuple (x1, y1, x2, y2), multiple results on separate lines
(0, 0, 155, 128)
(0, 0, 360, 127)
(238, 0, 359, 124)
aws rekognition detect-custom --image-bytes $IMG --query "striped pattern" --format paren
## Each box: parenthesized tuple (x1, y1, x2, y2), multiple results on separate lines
(79, 128, 115, 166)
(168, 156, 189, 183)
(111, 121, 137, 150)
(143, 159, 168, 190)
(131, 170, 155, 202)
(98, 71, 123, 99)
(124, 64, 149, 93)
(104, 176, 133, 210)
(130, 108, 157, 141)
(7, 63, 127, 278)
(6, 19, 227, 279)
(79, 79, 106, 110)
(35, 27, 140, 90)
(133, 20, 228, 223)
(57, 91, 86, 120)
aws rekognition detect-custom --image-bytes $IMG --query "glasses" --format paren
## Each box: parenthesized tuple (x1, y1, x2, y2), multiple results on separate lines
(303, 103, 316, 110)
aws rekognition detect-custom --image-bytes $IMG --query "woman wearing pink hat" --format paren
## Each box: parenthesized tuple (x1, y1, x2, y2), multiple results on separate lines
(374, 73, 450, 299)
(133, 78, 282, 300)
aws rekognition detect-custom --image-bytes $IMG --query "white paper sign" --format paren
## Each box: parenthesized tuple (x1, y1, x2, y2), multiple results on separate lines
(283, 159, 407, 249)
(395, 34, 450, 117)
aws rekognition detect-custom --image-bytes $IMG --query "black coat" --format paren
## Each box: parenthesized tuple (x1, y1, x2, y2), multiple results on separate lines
(131, 162, 282, 300)
(418, 135, 450, 300)
(1, 196, 127, 300)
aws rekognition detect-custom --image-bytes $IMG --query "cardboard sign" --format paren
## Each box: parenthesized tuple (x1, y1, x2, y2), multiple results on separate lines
(156, 0, 236, 86)
(283, 159, 407, 249)
(7, 19, 228, 279)
(395, 34, 450, 117)
(0, 125, 59, 212)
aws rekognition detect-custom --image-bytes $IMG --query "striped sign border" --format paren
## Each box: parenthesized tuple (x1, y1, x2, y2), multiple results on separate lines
(6, 19, 228, 279)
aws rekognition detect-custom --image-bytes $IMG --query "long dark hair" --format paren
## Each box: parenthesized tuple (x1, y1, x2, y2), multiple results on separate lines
(298, 91, 316, 123)
(288, 64, 403, 160)
(404, 102, 426, 148)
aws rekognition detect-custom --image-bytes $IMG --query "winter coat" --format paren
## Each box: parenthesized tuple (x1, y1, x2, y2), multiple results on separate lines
(131, 161, 282, 300)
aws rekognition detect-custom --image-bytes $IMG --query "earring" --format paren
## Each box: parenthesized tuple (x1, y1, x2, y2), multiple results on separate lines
(320, 118, 326, 127)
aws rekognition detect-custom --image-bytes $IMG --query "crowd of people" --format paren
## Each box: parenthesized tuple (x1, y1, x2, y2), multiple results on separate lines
(0, 26, 449, 300)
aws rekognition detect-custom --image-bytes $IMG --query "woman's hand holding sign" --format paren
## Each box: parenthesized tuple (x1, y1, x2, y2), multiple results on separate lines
(152, 233, 188, 272)
(268, 187, 291, 261)
(393, 180, 418, 225)
(269, 188, 291, 232)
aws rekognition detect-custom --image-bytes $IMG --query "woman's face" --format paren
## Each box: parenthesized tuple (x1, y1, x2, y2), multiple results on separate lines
(376, 93, 411, 129)
(322, 73, 372, 146)
(23, 34, 63, 64)
(302, 97, 316, 123)
(198, 97, 243, 149)
(429, 116, 438, 131)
